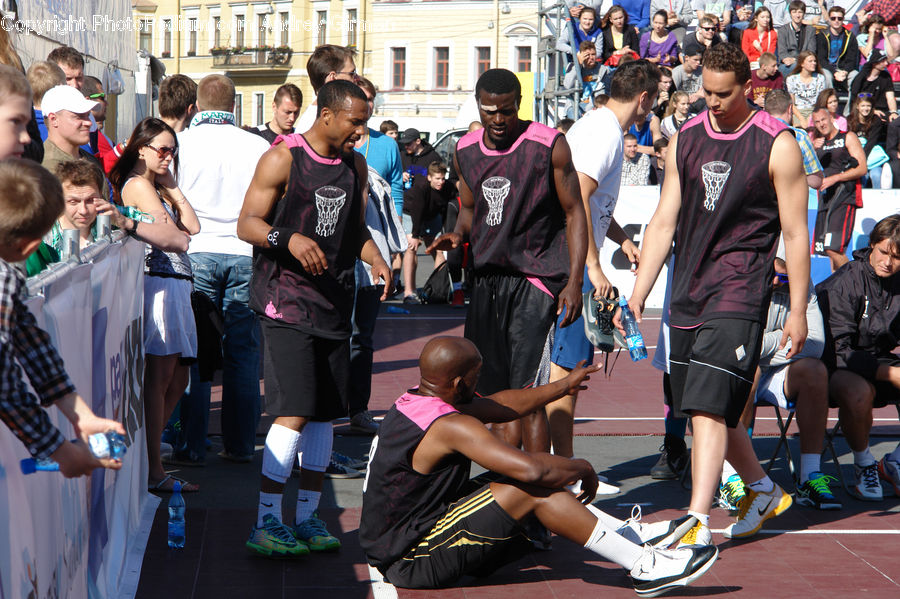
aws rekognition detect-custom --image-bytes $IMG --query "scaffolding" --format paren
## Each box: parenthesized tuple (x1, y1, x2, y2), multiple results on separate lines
(535, 1, 582, 126)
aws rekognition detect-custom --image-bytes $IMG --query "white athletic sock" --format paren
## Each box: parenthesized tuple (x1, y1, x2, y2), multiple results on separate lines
(888, 444, 900, 463)
(687, 511, 709, 527)
(296, 489, 321, 524)
(853, 447, 876, 467)
(800, 453, 821, 483)
(720, 460, 738, 484)
(583, 516, 644, 570)
(261, 423, 301, 483)
(748, 475, 775, 494)
(257, 492, 282, 528)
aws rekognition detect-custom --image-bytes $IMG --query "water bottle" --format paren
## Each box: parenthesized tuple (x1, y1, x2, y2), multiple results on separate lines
(167, 481, 186, 548)
(403, 167, 414, 190)
(618, 297, 648, 362)
(386, 305, 410, 314)
(20, 431, 127, 474)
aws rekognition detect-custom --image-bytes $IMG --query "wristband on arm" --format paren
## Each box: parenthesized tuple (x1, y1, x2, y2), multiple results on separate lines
(267, 227, 294, 249)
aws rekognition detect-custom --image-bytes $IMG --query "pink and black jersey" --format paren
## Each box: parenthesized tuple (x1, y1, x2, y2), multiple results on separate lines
(249, 134, 363, 338)
(671, 110, 790, 327)
(359, 392, 469, 573)
(455, 122, 569, 296)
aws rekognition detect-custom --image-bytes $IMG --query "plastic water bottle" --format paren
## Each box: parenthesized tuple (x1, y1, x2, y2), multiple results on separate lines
(618, 297, 648, 362)
(403, 167, 414, 190)
(167, 481, 186, 548)
(386, 305, 410, 314)
(20, 431, 127, 474)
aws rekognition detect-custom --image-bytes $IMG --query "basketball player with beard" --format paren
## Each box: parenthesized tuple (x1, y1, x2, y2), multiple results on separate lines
(237, 80, 391, 558)
(618, 43, 811, 546)
(429, 69, 588, 457)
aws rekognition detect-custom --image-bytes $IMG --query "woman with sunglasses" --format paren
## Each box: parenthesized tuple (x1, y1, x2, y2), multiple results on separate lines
(786, 51, 826, 127)
(848, 94, 889, 188)
(741, 7, 777, 69)
(109, 117, 201, 493)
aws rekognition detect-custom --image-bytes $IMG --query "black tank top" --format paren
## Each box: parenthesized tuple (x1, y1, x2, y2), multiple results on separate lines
(455, 121, 569, 296)
(249, 134, 362, 338)
(816, 131, 854, 179)
(359, 392, 470, 573)
(671, 110, 789, 327)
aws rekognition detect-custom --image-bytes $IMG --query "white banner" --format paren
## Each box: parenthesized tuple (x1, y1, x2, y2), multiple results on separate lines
(0, 237, 155, 599)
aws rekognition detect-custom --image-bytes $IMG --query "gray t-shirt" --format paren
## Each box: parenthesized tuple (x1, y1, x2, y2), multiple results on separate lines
(672, 65, 704, 95)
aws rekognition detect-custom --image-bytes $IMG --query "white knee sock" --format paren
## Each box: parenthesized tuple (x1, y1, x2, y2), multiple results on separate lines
(298, 421, 333, 473)
(583, 516, 644, 571)
(800, 453, 821, 483)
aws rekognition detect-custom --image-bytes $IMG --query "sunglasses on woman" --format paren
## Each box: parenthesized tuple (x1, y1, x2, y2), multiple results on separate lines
(145, 143, 178, 158)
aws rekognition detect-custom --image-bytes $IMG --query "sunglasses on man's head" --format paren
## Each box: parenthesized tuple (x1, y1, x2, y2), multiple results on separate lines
(88, 92, 106, 100)
(145, 144, 178, 158)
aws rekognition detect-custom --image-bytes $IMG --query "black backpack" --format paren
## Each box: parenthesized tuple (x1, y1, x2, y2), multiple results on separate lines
(420, 262, 453, 304)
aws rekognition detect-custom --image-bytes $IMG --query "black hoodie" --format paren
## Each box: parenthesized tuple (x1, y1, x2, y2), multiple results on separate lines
(816, 247, 900, 379)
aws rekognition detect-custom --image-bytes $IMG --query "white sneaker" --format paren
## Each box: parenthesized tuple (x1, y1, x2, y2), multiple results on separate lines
(851, 462, 883, 501)
(630, 543, 718, 598)
(878, 456, 900, 496)
(675, 519, 713, 548)
(615, 507, 697, 548)
(724, 483, 792, 539)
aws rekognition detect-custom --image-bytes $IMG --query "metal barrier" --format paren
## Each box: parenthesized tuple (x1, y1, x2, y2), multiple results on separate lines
(536, 0, 582, 125)
(26, 229, 130, 297)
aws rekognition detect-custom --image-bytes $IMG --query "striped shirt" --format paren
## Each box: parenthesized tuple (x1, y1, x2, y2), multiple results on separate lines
(0, 260, 74, 458)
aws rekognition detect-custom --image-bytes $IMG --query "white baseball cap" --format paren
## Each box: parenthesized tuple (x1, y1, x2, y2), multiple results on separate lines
(41, 85, 100, 116)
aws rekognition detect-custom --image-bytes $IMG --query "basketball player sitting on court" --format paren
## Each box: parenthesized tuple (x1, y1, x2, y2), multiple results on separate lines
(359, 336, 717, 597)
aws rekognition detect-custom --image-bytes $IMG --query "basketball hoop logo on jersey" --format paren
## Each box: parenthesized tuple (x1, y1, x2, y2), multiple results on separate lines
(482, 176, 511, 226)
(700, 161, 732, 212)
(315, 185, 346, 236)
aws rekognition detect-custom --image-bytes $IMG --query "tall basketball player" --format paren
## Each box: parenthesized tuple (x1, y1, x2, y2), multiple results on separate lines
(429, 69, 588, 455)
(618, 43, 812, 545)
(237, 80, 391, 558)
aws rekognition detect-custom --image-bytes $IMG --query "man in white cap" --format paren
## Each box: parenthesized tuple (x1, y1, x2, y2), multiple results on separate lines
(40, 85, 109, 200)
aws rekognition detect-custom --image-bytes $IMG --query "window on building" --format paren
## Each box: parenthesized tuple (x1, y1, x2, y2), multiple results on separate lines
(213, 16, 221, 48)
(258, 14, 267, 47)
(279, 12, 289, 46)
(139, 19, 153, 53)
(516, 46, 532, 72)
(235, 94, 243, 126)
(235, 14, 245, 48)
(255, 92, 265, 126)
(434, 47, 449, 89)
(188, 18, 197, 55)
(317, 11, 327, 46)
(391, 47, 406, 90)
(347, 9, 357, 47)
(476, 47, 491, 77)
(163, 19, 172, 55)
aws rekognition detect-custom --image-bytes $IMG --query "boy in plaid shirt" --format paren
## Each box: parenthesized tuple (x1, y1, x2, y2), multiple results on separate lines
(0, 65, 124, 477)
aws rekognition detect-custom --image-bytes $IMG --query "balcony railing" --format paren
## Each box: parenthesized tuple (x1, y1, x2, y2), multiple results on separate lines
(211, 48, 293, 69)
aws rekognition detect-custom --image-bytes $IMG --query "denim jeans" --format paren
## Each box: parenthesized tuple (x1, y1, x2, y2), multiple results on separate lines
(349, 284, 383, 416)
(180, 253, 261, 458)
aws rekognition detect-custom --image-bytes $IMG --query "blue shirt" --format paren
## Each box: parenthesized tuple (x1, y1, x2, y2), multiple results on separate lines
(619, 0, 651, 29)
(629, 116, 654, 147)
(828, 37, 842, 65)
(355, 128, 404, 214)
(34, 108, 47, 142)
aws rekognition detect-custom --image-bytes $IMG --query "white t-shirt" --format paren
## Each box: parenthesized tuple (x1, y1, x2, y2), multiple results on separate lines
(565, 106, 624, 251)
(294, 102, 318, 135)
(176, 123, 271, 256)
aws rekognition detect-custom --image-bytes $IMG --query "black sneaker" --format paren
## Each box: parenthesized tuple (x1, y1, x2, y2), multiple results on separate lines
(402, 294, 422, 305)
(651, 434, 688, 479)
(650, 447, 676, 480)
(796, 472, 842, 510)
(583, 286, 617, 352)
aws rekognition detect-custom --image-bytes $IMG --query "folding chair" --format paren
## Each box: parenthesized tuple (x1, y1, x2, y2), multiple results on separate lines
(822, 403, 900, 497)
(752, 387, 799, 490)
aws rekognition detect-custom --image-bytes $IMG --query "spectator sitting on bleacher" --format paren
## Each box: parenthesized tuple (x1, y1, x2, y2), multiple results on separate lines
(847, 94, 889, 188)
(777, 1, 818, 77)
(660, 91, 693, 139)
(856, 13, 897, 67)
(673, 46, 706, 112)
(641, 11, 682, 67)
(856, 0, 900, 59)
(807, 88, 848, 132)
(763, 0, 791, 28)
(786, 51, 827, 126)
(693, 0, 732, 33)
(747, 52, 785, 106)
(619, 0, 652, 30)
(620, 133, 652, 186)
(815, 5, 860, 90)
(573, 7, 603, 53)
(0, 156, 126, 478)
(742, 7, 779, 69)
(682, 14, 723, 58)
(849, 49, 898, 122)
(564, 41, 608, 117)
(650, 0, 695, 45)
(600, 5, 641, 65)
(816, 214, 900, 502)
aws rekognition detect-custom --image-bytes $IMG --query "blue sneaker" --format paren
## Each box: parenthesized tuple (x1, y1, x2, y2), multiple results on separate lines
(796, 472, 842, 510)
(293, 513, 341, 552)
(246, 514, 309, 558)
